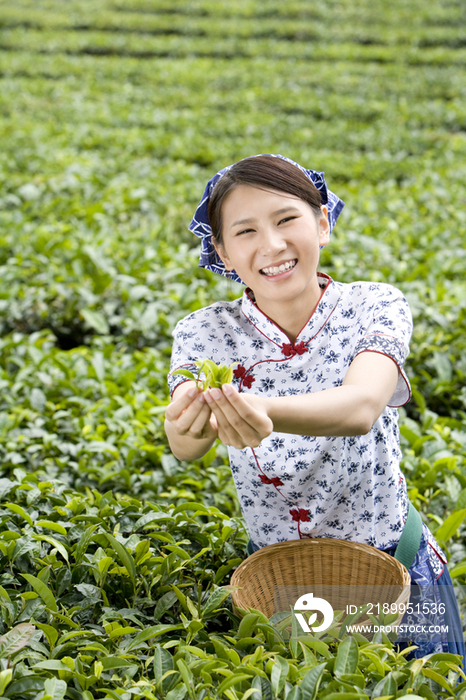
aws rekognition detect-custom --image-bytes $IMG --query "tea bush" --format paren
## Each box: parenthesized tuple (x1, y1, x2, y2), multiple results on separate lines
(1, 0, 466, 696)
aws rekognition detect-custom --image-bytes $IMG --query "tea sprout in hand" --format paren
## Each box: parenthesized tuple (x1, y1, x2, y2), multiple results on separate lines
(172, 359, 238, 390)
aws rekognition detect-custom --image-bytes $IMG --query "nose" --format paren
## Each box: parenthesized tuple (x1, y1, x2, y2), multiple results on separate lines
(258, 227, 287, 257)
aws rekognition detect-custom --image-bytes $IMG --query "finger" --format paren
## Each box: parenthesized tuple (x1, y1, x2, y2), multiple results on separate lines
(165, 384, 199, 422)
(221, 384, 266, 423)
(205, 390, 264, 448)
(206, 387, 267, 436)
(167, 392, 210, 435)
(186, 401, 216, 439)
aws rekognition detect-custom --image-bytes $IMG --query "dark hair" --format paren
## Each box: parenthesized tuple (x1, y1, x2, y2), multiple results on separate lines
(207, 156, 323, 245)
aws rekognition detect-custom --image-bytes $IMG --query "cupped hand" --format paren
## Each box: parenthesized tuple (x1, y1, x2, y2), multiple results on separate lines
(165, 383, 218, 442)
(204, 384, 273, 449)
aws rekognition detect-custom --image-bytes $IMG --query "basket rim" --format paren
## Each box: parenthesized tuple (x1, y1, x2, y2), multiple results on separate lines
(229, 538, 411, 628)
(230, 537, 410, 586)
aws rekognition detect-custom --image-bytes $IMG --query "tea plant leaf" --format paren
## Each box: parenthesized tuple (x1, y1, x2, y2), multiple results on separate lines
(35, 520, 68, 536)
(318, 695, 366, 700)
(201, 587, 232, 617)
(154, 645, 175, 692)
(21, 574, 58, 612)
(286, 688, 303, 700)
(171, 502, 210, 515)
(30, 387, 47, 412)
(421, 668, 454, 693)
(172, 369, 197, 381)
(100, 657, 139, 671)
(435, 509, 466, 542)
(43, 678, 67, 700)
(33, 534, 69, 563)
(104, 532, 136, 590)
(0, 623, 36, 659)
(299, 663, 327, 700)
(165, 685, 188, 700)
(126, 624, 184, 651)
(252, 675, 273, 700)
(35, 623, 59, 649)
(74, 524, 99, 565)
(238, 613, 260, 639)
(0, 586, 10, 602)
(297, 636, 331, 658)
(271, 656, 289, 696)
(4, 502, 33, 526)
(33, 660, 74, 672)
(11, 536, 38, 563)
(216, 673, 252, 697)
(0, 669, 13, 696)
(81, 308, 110, 334)
(334, 636, 359, 676)
(154, 590, 179, 621)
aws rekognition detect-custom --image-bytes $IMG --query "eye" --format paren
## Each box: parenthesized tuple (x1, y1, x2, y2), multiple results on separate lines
(278, 216, 297, 225)
(235, 228, 254, 236)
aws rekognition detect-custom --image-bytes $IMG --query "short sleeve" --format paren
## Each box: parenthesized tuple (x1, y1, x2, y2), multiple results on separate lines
(167, 318, 201, 397)
(352, 285, 413, 407)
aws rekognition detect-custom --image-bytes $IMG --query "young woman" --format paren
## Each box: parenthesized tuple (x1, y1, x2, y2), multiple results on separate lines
(165, 154, 464, 663)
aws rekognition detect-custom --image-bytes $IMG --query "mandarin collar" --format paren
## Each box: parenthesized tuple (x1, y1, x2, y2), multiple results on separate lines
(241, 273, 342, 349)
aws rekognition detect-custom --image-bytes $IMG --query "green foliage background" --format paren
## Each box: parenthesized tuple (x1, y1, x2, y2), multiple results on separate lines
(0, 0, 466, 697)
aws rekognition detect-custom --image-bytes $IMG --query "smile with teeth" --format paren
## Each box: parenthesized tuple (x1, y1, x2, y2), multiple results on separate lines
(260, 259, 297, 277)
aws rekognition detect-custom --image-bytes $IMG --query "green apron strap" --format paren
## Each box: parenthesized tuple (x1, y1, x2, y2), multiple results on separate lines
(394, 502, 423, 570)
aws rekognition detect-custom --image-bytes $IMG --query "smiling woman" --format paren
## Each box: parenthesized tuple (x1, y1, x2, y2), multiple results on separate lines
(165, 154, 466, 665)
(206, 155, 325, 248)
(213, 185, 329, 340)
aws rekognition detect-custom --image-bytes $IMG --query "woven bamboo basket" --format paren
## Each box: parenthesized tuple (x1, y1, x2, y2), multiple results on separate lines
(230, 539, 411, 632)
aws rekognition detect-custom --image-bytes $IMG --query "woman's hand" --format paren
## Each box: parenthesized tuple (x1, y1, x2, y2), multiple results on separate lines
(165, 383, 218, 442)
(204, 384, 273, 449)
(165, 382, 219, 461)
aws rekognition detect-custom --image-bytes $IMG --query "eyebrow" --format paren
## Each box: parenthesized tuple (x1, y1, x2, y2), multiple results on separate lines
(230, 206, 301, 229)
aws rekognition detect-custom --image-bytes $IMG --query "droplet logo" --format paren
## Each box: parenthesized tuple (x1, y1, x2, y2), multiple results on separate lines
(294, 593, 334, 633)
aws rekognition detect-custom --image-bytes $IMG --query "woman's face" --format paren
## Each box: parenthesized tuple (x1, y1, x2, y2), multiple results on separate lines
(215, 184, 330, 318)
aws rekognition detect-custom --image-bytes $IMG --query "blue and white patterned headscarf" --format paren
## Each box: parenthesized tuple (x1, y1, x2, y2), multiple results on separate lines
(189, 154, 345, 284)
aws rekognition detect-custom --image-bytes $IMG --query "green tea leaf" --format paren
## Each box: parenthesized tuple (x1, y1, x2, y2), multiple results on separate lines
(33, 535, 69, 563)
(172, 369, 197, 382)
(216, 673, 252, 696)
(0, 623, 36, 658)
(74, 524, 99, 566)
(201, 587, 232, 617)
(35, 623, 59, 649)
(104, 532, 136, 590)
(286, 688, 303, 700)
(435, 509, 466, 542)
(35, 520, 68, 536)
(126, 624, 183, 651)
(271, 656, 289, 696)
(4, 503, 33, 526)
(21, 574, 58, 611)
(421, 669, 454, 693)
(334, 636, 359, 677)
(11, 536, 37, 563)
(299, 663, 327, 700)
(154, 591, 179, 620)
(43, 678, 67, 700)
(154, 645, 175, 692)
(81, 308, 110, 334)
(0, 669, 13, 696)
(100, 657, 139, 671)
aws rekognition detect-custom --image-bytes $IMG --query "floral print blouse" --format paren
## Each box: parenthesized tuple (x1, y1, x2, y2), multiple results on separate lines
(168, 273, 414, 551)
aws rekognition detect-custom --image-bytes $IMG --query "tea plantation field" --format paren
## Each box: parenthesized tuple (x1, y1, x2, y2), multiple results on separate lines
(1, 0, 466, 697)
